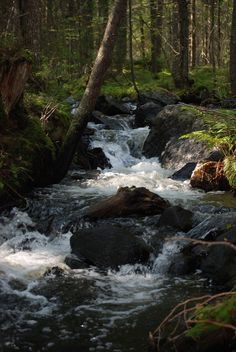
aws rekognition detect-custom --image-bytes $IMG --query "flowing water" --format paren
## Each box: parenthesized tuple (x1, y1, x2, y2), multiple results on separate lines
(0, 115, 235, 352)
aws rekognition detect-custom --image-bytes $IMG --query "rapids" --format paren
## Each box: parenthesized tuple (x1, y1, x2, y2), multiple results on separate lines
(0, 116, 234, 351)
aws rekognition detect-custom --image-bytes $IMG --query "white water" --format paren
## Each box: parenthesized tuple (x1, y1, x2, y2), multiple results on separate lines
(0, 117, 209, 351)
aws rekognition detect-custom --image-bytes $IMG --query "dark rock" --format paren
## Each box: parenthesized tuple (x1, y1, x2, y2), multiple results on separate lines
(92, 110, 133, 129)
(143, 104, 209, 169)
(139, 89, 180, 106)
(196, 226, 236, 285)
(76, 145, 111, 170)
(84, 186, 170, 219)
(44, 266, 65, 277)
(158, 206, 194, 232)
(65, 253, 90, 269)
(171, 162, 197, 181)
(95, 95, 131, 116)
(169, 213, 236, 285)
(68, 225, 151, 269)
(205, 150, 224, 162)
(135, 102, 163, 127)
(190, 161, 231, 192)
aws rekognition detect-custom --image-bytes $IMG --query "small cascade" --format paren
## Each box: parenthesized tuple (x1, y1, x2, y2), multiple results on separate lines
(0, 112, 231, 352)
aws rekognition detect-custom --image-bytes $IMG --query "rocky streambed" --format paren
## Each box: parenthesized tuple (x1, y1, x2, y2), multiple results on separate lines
(0, 93, 236, 352)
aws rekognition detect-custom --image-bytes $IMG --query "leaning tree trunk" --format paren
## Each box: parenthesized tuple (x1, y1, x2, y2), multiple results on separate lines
(52, 0, 127, 183)
(230, 0, 236, 95)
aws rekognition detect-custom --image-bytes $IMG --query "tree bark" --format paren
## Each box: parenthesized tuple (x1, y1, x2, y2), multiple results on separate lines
(52, 0, 127, 183)
(230, 0, 236, 95)
(0, 58, 32, 116)
(149, 0, 164, 75)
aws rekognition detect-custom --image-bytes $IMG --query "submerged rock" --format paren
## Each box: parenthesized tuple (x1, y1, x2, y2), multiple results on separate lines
(84, 186, 170, 219)
(190, 161, 231, 192)
(67, 225, 151, 269)
(158, 206, 194, 232)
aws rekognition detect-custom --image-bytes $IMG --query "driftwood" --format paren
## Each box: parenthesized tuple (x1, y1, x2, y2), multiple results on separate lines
(0, 58, 32, 116)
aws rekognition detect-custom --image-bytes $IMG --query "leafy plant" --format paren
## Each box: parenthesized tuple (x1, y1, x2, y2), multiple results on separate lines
(181, 106, 236, 188)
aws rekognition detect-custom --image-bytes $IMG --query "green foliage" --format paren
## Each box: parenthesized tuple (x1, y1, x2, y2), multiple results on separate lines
(181, 107, 236, 188)
(190, 66, 230, 98)
(187, 296, 236, 339)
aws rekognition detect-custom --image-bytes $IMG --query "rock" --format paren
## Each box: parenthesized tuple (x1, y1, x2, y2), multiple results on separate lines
(139, 89, 180, 106)
(158, 206, 194, 232)
(169, 213, 236, 284)
(95, 95, 131, 115)
(196, 226, 236, 286)
(65, 253, 90, 269)
(143, 104, 209, 169)
(92, 111, 133, 130)
(190, 161, 231, 192)
(84, 186, 170, 219)
(75, 129, 111, 170)
(68, 225, 151, 269)
(135, 102, 163, 127)
(171, 162, 197, 181)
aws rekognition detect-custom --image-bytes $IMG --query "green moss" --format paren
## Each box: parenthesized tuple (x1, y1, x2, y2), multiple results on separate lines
(187, 296, 236, 339)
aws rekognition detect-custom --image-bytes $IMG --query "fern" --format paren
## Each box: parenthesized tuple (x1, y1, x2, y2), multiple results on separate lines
(181, 106, 236, 188)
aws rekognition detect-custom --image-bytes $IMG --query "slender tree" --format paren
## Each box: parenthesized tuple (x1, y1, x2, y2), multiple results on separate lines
(53, 0, 127, 182)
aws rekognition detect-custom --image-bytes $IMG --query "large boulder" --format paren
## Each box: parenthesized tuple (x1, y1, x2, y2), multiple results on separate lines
(84, 186, 170, 219)
(135, 102, 163, 127)
(190, 161, 231, 192)
(143, 104, 209, 169)
(169, 213, 236, 286)
(66, 225, 151, 269)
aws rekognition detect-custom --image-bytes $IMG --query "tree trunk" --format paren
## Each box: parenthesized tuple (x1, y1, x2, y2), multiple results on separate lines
(18, 0, 41, 62)
(191, 0, 197, 68)
(149, 0, 164, 75)
(113, 0, 128, 73)
(53, 0, 127, 183)
(0, 58, 32, 117)
(172, 0, 190, 88)
(230, 0, 236, 95)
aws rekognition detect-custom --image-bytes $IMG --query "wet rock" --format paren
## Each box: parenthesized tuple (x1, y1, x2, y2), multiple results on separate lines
(68, 225, 151, 269)
(65, 254, 89, 269)
(190, 161, 231, 192)
(169, 213, 236, 285)
(84, 186, 170, 219)
(195, 226, 236, 286)
(143, 104, 209, 169)
(135, 102, 163, 127)
(95, 95, 131, 115)
(171, 162, 197, 181)
(44, 266, 65, 277)
(76, 145, 111, 170)
(158, 206, 194, 232)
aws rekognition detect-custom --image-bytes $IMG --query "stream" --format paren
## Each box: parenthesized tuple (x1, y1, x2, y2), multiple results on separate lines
(0, 114, 235, 352)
